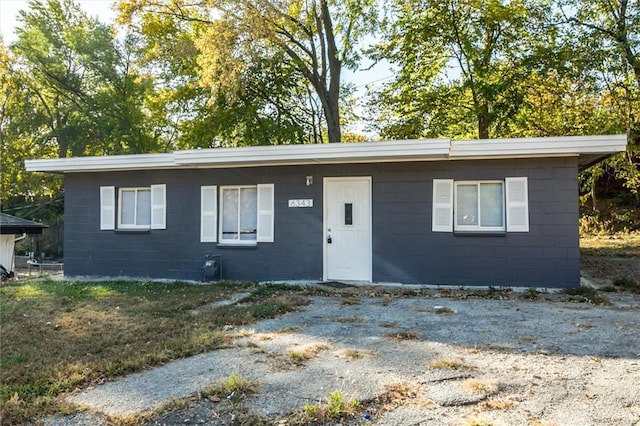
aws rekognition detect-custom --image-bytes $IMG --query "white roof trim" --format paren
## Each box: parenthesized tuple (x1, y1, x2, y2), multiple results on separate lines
(450, 134, 628, 158)
(25, 135, 627, 173)
(25, 153, 176, 173)
(174, 139, 450, 167)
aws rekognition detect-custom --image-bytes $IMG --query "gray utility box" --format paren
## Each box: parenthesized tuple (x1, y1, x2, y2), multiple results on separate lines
(202, 254, 221, 282)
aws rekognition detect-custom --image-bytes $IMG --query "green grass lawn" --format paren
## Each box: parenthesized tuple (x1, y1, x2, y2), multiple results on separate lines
(0, 280, 309, 424)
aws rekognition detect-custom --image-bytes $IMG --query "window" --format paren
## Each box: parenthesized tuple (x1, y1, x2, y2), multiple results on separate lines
(200, 184, 274, 244)
(221, 186, 258, 242)
(119, 188, 151, 228)
(100, 184, 166, 230)
(432, 178, 528, 233)
(455, 181, 504, 231)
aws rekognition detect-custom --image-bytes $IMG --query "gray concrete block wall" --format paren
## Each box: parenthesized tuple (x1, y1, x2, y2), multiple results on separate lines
(63, 157, 579, 287)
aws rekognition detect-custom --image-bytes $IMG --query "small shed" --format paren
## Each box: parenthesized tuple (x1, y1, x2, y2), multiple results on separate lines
(0, 212, 48, 273)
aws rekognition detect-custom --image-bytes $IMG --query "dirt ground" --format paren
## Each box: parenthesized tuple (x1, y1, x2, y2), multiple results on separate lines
(47, 254, 640, 426)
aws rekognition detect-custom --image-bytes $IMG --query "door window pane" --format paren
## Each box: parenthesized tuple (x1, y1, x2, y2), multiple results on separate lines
(344, 203, 353, 225)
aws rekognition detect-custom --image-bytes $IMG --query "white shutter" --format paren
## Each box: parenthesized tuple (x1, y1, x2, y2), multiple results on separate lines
(506, 177, 529, 232)
(256, 184, 274, 242)
(201, 186, 217, 242)
(150, 184, 166, 229)
(100, 186, 115, 230)
(432, 179, 453, 232)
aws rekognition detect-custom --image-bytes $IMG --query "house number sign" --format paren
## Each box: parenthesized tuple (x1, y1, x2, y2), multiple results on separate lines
(288, 199, 313, 208)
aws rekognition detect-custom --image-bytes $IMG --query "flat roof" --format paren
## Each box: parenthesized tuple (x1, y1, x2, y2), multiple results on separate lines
(25, 134, 627, 173)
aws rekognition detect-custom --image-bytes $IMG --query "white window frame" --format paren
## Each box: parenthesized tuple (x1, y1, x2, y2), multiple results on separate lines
(454, 180, 505, 232)
(118, 187, 152, 229)
(219, 185, 259, 244)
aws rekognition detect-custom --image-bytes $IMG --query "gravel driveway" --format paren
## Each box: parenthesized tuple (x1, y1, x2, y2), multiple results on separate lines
(47, 288, 640, 426)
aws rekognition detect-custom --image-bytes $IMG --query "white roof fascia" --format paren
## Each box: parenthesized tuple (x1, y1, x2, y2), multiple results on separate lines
(24, 135, 627, 173)
(25, 153, 176, 173)
(173, 139, 451, 167)
(450, 134, 627, 159)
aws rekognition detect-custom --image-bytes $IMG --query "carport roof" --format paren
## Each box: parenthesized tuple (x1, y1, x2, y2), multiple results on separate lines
(0, 212, 48, 235)
(24, 134, 627, 173)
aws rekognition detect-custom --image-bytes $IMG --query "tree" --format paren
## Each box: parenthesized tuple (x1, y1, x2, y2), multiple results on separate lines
(118, 0, 378, 143)
(2, 0, 164, 218)
(0, 39, 62, 213)
(557, 0, 640, 201)
(12, 0, 161, 157)
(371, 0, 551, 140)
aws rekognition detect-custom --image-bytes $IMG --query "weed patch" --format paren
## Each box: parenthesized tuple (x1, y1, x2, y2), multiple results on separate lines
(428, 358, 473, 370)
(386, 330, 420, 341)
(613, 278, 640, 293)
(296, 391, 361, 423)
(200, 371, 257, 402)
(480, 398, 514, 410)
(469, 286, 513, 299)
(520, 288, 540, 300)
(464, 415, 494, 426)
(462, 379, 500, 394)
(340, 297, 362, 305)
(562, 286, 609, 305)
(287, 342, 330, 364)
(333, 348, 368, 359)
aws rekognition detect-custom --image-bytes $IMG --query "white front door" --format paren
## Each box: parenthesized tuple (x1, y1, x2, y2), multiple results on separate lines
(324, 177, 372, 282)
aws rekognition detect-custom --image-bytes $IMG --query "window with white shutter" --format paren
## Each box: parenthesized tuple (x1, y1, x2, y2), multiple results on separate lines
(201, 186, 217, 242)
(103, 184, 167, 230)
(432, 177, 529, 234)
(213, 184, 275, 244)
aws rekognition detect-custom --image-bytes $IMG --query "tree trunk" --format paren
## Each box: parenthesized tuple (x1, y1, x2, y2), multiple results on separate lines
(324, 100, 341, 143)
(477, 102, 490, 139)
(591, 176, 597, 211)
(319, 0, 341, 143)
